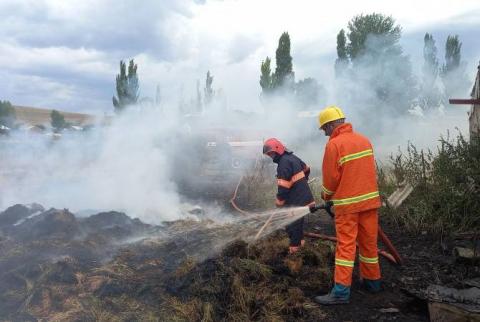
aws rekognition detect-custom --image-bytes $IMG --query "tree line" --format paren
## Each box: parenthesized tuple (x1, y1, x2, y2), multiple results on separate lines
(111, 59, 219, 114)
(113, 13, 472, 117)
(259, 32, 326, 109)
(6, 12, 472, 125)
(335, 13, 468, 115)
(260, 14, 470, 116)
(0, 101, 75, 133)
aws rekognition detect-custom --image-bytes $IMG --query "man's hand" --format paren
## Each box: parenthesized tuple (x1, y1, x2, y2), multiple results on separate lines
(324, 201, 334, 217)
(309, 201, 334, 216)
(275, 198, 285, 207)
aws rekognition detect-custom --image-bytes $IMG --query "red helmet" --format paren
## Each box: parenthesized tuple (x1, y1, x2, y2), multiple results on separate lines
(263, 138, 285, 155)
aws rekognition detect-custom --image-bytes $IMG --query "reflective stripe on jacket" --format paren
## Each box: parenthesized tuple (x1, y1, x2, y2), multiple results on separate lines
(321, 123, 381, 215)
(275, 152, 314, 207)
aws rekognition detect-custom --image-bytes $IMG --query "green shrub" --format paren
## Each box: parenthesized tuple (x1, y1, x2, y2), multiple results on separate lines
(382, 133, 480, 235)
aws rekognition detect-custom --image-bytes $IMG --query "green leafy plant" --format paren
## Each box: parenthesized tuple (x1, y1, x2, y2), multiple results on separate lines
(382, 133, 480, 235)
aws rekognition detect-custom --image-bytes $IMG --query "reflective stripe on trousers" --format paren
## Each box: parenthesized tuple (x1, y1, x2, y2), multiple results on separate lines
(359, 254, 378, 264)
(334, 209, 381, 286)
(335, 258, 354, 267)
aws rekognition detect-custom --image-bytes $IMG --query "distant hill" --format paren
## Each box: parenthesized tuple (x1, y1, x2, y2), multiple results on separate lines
(13, 105, 97, 126)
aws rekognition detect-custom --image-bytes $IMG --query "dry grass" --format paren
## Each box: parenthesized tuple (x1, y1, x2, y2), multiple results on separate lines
(165, 232, 334, 321)
(236, 158, 277, 212)
(2, 230, 334, 321)
(1, 171, 335, 321)
(174, 257, 197, 278)
(161, 297, 204, 321)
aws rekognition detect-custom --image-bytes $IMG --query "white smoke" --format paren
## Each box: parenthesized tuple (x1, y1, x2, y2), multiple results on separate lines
(314, 32, 472, 162)
(0, 107, 185, 222)
(0, 30, 475, 223)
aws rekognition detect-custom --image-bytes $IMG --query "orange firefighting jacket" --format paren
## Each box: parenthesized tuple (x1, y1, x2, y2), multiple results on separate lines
(321, 123, 381, 215)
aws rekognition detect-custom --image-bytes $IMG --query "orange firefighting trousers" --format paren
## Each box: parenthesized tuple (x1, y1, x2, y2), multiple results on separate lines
(334, 208, 381, 286)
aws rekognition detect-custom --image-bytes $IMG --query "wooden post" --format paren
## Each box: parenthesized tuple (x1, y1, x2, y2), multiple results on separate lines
(471, 64, 480, 137)
(449, 62, 480, 140)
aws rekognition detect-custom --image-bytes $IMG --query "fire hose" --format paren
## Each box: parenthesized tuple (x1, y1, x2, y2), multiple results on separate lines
(229, 175, 251, 215)
(230, 175, 403, 265)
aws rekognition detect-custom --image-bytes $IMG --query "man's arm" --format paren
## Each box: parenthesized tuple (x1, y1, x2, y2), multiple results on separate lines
(321, 143, 340, 201)
(300, 159, 310, 180)
(276, 161, 293, 207)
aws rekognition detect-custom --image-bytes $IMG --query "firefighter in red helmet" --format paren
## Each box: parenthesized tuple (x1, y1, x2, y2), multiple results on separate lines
(263, 138, 315, 253)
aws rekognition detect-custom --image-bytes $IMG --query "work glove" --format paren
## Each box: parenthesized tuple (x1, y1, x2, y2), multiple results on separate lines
(309, 201, 334, 216)
(324, 201, 334, 217)
(324, 201, 334, 209)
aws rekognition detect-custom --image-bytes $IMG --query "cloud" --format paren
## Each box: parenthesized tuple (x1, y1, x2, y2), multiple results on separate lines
(0, 43, 112, 78)
(0, 0, 203, 111)
(0, 43, 114, 111)
(0, 72, 76, 109)
(1, 0, 479, 114)
(0, 0, 194, 60)
(227, 35, 262, 64)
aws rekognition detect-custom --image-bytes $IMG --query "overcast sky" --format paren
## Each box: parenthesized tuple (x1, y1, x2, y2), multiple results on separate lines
(1, 0, 479, 114)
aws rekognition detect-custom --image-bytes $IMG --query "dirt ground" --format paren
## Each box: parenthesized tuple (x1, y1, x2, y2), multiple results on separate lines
(305, 215, 427, 321)
(0, 204, 478, 321)
(305, 212, 479, 321)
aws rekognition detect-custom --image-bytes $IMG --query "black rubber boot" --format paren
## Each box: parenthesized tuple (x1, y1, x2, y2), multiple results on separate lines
(362, 279, 382, 294)
(314, 284, 350, 305)
(314, 292, 350, 305)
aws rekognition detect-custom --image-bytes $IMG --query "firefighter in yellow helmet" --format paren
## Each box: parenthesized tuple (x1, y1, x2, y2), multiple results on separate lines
(318, 106, 346, 136)
(315, 105, 382, 305)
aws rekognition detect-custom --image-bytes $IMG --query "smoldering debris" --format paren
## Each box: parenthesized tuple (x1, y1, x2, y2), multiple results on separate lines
(0, 204, 156, 319)
(0, 203, 327, 320)
(2, 202, 479, 321)
(0, 203, 44, 228)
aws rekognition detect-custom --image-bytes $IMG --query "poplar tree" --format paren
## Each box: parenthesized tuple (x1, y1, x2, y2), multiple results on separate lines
(259, 56, 273, 96)
(335, 29, 349, 77)
(273, 32, 294, 91)
(442, 35, 462, 73)
(112, 59, 139, 113)
(341, 13, 416, 116)
(441, 35, 469, 101)
(204, 71, 214, 106)
(420, 33, 441, 110)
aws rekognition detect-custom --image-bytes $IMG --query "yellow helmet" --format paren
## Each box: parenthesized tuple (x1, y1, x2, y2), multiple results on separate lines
(318, 106, 345, 128)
